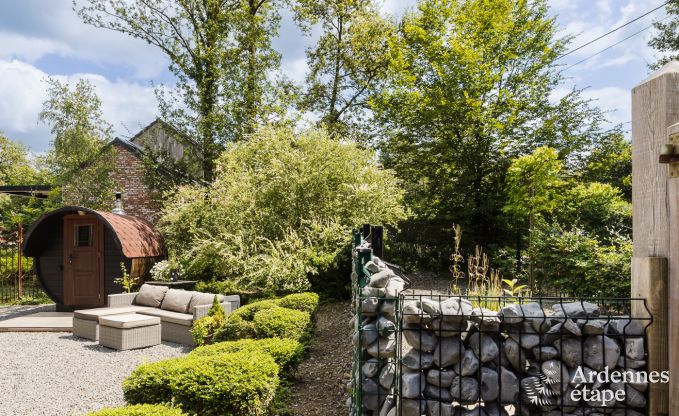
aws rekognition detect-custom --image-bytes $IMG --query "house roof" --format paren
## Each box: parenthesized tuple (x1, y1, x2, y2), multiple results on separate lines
(23, 206, 166, 259)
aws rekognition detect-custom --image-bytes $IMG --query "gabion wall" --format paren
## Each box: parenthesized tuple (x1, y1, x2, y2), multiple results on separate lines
(350, 246, 652, 416)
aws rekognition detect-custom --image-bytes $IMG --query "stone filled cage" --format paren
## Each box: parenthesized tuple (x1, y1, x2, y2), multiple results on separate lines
(350, 227, 653, 416)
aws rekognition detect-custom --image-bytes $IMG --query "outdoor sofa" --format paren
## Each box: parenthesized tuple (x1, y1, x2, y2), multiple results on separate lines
(73, 284, 240, 346)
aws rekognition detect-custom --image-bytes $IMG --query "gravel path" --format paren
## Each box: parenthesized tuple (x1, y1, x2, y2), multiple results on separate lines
(0, 332, 191, 416)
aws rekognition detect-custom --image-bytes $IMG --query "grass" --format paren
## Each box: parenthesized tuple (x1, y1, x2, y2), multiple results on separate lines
(0, 283, 51, 306)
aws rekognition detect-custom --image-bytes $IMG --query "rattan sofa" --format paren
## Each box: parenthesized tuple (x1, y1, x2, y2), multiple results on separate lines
(73, 285, 240, 346)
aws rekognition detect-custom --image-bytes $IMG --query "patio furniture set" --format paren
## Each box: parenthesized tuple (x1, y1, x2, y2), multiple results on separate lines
(72, 284, 239, 350)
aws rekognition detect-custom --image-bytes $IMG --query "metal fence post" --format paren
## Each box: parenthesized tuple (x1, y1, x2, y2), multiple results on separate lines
(18, 223, 23, 299)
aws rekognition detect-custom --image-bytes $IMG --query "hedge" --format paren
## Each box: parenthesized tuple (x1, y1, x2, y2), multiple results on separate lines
(253, 307, 311, 340)
(214, 306, 312, 343)
(123, 351, 279, 416)
(276, 292, 320, 314)
(87, 404, 185, 416)
(189, 337, 304, 376)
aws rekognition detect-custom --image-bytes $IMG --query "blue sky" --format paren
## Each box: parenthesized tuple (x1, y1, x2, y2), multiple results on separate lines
(0, 0, 670, 152)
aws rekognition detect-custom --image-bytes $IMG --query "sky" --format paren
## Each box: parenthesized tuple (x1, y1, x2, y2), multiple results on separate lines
(0, 0, 670, 152)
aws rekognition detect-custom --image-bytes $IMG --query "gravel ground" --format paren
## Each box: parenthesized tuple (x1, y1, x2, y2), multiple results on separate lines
(0, 332, 191, 416)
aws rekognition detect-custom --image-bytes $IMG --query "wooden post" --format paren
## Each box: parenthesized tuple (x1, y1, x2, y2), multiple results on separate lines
(632, 61, 679, 415)
(632, 257, 668, 414)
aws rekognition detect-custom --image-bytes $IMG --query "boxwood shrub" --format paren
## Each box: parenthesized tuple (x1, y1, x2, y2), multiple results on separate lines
(253, 307, 311, 340)
(211, 296, 316, 344)
(190, 337, 304, 376)
(276, 292, 319, 314)
(87, 404, 185, 416)
(123, 351, 279, 416)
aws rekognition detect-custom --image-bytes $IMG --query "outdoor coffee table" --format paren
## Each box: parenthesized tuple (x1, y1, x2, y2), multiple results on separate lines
(98, 313, 161, 350)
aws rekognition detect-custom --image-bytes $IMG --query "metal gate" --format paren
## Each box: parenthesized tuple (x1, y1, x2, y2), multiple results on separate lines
(0, 224, 43, 304)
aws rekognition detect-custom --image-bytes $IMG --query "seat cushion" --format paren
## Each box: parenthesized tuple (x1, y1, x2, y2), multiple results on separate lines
(74, 306, 152, 321)
(134, 284, 169, 308)
(188, 292, 224, 314)
(137, 308, 194, 326)
(99, 313, 161, 329)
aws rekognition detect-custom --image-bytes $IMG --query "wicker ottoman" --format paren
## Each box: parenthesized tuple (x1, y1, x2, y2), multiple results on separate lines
(98, 314, 161, 350)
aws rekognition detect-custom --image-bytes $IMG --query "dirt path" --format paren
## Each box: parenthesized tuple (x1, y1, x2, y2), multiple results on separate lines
(289, 301, 352, 416)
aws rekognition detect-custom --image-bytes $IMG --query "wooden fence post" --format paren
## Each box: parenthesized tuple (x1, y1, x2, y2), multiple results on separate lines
(632, 61, 679, 415)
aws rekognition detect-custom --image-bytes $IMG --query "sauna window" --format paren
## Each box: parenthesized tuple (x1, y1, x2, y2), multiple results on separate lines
(75, 225, 92, 247)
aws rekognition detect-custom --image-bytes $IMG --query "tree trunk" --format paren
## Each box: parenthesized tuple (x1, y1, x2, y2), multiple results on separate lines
(327, 15, 343, 130)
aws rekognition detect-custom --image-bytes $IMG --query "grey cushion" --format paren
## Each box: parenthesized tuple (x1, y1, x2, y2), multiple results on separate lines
(99, 313, 160, 329)
(161, 289, 194, 313)
(188, 292, 224, 314)
(138, 309, 194, 326)
(134, 284, 168, 308)
(74, 306, 152, 321)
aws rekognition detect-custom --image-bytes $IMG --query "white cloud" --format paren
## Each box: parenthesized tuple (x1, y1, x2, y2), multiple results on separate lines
(0, 59, 158, 152)
(0, 1, 169, 79)
(582, 86, 631, 126)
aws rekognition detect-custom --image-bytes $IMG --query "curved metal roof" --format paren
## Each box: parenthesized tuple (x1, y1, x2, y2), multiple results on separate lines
(23, 206, 166, 258)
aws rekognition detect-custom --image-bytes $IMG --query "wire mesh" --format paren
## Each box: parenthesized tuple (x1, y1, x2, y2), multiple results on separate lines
(350, 226, 653, 416)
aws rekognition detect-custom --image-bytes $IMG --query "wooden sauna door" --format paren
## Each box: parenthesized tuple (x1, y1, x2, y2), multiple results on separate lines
(63, 215, 104, 307)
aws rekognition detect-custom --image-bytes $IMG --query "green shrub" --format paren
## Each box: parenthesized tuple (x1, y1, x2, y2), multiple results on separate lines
(531, 223, 632, 297)
(191, 295, 227, 346)
(253, 307, 311, 341)
(190, 338, 304, 376)
(214, 315, 256, 341)
(158, 126, 407, 292)
(87, 404, 185, 416)
(276, 292, 319, 315)
(123, 351, 279, 416)
(230, 299, 280, 321)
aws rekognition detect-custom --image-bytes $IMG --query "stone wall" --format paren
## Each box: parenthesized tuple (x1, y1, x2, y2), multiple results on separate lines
(351, 256, 651, 416)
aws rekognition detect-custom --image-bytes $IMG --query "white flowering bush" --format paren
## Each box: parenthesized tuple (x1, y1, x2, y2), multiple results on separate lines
(159, 126, 407, 293)
(149, 260, 183, 282)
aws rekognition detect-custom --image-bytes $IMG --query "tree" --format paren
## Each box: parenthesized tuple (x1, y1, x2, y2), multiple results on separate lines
(159, 125, 407, 293)
(504, 147, 563, 289)
(0, 135, 35, 187)
(649, 0, 679, 69)
(372, 0, 619, 247)
(0, 134, 52, 229)
(577, 133, 631, 201)
(39, 78, 117, 209)
(75, 0, 287, 181)
(296, 0, 395, 139)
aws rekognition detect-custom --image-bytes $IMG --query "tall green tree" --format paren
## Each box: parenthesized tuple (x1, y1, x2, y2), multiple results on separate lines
(649, 0, 679, 69)
(296, 0, 395, 138)
(503, 146, 563, 289)
(0, 135, 51, 229)
(372, 0, 619, 246)
(75, 0, 286, 181)
(39, 78, 117, 209)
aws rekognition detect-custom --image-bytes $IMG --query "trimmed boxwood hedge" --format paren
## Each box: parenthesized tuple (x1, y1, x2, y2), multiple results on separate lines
(87, 404, 185, 416)
(276, 292, 320, 314)
(123, 351, 279, 416)
(253, 307, 311, 340)
(212, 294, 318, 343)
(189, 337, 304, 376)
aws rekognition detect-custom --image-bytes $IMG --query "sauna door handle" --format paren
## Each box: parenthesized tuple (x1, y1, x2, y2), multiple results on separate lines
(69, 253, 73, 264)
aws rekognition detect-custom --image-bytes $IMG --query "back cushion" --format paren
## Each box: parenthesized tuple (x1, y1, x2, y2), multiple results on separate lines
(134, 284, 169, 308)
(188, 292, 225, 314)
(161, 289, 195, 314)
